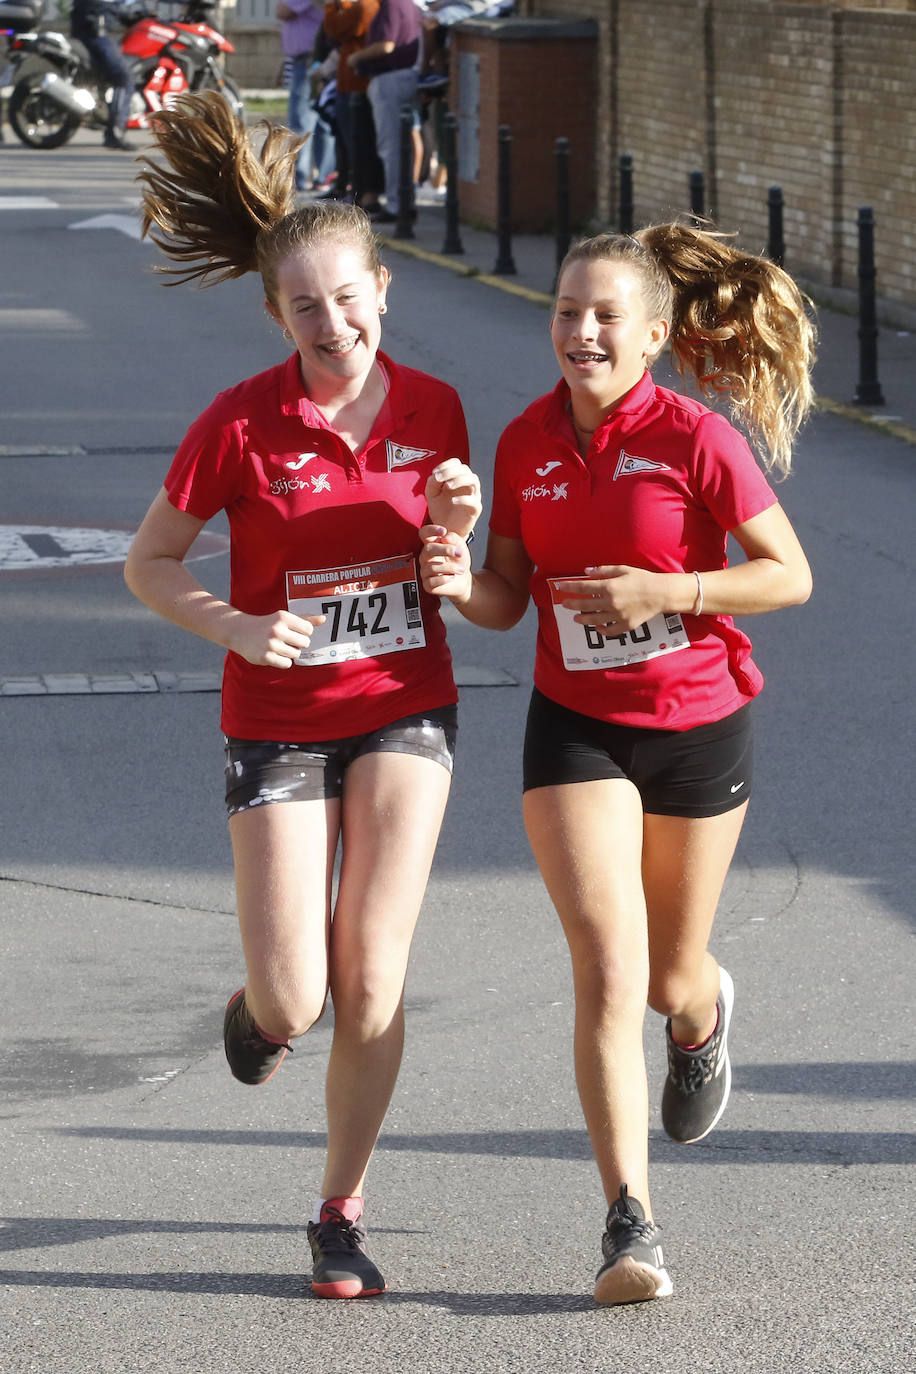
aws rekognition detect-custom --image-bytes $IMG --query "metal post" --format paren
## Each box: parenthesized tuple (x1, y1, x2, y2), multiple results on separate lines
(440, 111, 463, 255)
(619, 154, 634, 235)
(493, 124, 517, 275)
(688, 169, 705, 221)
(853, 206, 885, 406)
(394, 104, 415, 241)
(767, 186, 785, 266)
(554, 137, 571, 290)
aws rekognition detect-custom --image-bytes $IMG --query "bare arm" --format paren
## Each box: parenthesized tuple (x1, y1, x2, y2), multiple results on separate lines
(124, 488, 324, 668)
(420, 527, 533, 630)
(558, 502, 813, 637)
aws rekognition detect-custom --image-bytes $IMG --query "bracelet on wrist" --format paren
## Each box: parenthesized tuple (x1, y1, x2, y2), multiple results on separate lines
(692, 569, 704, 616)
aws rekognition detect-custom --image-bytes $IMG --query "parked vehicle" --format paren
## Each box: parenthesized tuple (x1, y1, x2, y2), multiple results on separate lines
(2, 0, 242, 150)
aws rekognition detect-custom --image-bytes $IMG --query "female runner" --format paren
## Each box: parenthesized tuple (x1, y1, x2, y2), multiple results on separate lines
(420, 226, 814, 1304)
(124, 93, 480, 1300)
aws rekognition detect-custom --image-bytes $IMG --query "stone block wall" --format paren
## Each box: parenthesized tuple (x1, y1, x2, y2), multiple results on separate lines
(526, 0, 916, 314)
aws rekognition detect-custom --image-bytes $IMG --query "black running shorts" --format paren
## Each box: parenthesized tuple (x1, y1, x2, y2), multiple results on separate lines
(225, 705, 458, 817)
(523, 689, 752, 818)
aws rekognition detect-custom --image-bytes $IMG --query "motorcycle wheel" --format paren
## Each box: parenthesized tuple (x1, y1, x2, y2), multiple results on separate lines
(8, 72, 83, 149)
(198, 71, 244, 120)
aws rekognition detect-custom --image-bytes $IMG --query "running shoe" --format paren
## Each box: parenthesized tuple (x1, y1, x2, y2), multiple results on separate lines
(222, 988, 291, 1086)
(594, 1185, 672, 1304)
(661, 966, 734, 1143)
(307, 1202, 387, 1299)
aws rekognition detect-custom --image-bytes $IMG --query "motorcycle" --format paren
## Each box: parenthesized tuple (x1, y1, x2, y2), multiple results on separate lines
(2, 0, 243, 150)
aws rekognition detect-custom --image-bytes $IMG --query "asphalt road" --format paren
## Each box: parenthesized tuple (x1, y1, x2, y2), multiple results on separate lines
(1, 128, 914, 1373)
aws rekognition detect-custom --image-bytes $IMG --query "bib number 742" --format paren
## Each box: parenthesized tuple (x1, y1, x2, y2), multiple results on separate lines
(286, 554, 427, 665)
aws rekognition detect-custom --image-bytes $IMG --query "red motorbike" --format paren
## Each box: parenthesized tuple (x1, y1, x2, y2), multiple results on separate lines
(3, 0, 242, 149)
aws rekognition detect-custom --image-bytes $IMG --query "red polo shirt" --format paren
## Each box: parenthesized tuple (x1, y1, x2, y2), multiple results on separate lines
(165, 351, 468, 740)
(489, 372, 779, 730)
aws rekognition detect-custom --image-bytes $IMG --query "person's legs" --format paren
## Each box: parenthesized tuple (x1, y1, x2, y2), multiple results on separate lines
(228, 795, 340, 1040)
(523, 778, 651, 1211)
(643, 804, 747, 1040)
(643, 804, 747, 1143)
(321, 749, 452, 1198)
(82, 34, 132, 145)
(367, 68, 417, 215)
(350, 90, 384, 210)
(287, 53, 319, 191)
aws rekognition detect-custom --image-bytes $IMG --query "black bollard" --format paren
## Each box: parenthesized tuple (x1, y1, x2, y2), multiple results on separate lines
(493, 124, 517, 275)
(394, 104, 415, 241)
(554, 137, 571, 289)
(619, 153, 634, 235)
(767, 186, 785, 266)
(688, 170, 704, 221)
(853, 206, 885, 407)
(441, 111, 463, 255)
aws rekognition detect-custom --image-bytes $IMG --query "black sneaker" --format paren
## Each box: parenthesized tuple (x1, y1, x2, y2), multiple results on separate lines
(222, 988, 290, 1085)
(594, 1185, 672, 1304)
(661, 966, 734, 1143)
(307, 1202, 387, 1299)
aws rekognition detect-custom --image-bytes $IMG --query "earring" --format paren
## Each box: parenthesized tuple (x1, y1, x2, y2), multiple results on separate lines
(283, 328, 293, 341)
(378, 303, 388, 315)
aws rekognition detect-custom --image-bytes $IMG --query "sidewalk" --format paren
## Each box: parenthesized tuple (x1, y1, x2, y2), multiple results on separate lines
(367, 185, 916, 449)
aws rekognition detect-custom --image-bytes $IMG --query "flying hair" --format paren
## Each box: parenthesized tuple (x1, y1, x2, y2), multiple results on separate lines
(135, 91, 382, 304)
(557, 224, 817, 476)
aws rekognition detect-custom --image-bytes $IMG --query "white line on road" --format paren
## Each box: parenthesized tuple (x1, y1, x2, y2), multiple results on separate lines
(69, 213, 144, 240)
(0, 197, 59, 210)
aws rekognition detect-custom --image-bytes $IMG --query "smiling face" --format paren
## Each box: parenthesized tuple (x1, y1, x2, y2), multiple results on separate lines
(268, 240, 390, 398)
(550, 257, 669, 412)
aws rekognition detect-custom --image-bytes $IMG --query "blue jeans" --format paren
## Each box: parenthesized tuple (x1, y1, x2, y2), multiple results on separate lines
(288, 54, 336, 191)
(80, 33, 131, 136)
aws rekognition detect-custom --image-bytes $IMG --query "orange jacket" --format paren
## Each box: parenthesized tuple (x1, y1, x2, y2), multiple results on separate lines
(323, 0, 380, 94)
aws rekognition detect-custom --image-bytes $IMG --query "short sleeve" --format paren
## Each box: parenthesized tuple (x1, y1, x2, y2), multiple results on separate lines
(693, 411, 778, 531)
(163, 409, 246, 522)
(488, 421, 524, 540)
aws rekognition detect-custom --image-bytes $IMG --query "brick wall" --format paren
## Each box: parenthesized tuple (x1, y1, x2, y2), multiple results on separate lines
(526, 0, 916, 313)
(839, 10, 916, 306)
(449, 19, 597, 233)
(713, 2, 836, 276)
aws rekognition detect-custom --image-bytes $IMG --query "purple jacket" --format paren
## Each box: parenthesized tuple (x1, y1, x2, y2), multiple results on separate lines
(278, 0, 323, 59)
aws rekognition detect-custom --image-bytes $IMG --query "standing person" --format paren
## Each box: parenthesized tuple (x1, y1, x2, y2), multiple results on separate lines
(126, 93, 480, 1300)
(276, 0, 333, 191)
(347, 0, 420, 223)
(70, 0, 133, 150)
(420, 226, 814, 1304)
(323, 0, 386, 212)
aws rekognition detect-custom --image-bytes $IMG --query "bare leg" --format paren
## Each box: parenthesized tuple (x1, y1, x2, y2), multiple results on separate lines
(321, 750, 452, 1199)
(228, 796, 340, 1041)
(643, 802, 748, 1043)
(523, 779, 652, 1212)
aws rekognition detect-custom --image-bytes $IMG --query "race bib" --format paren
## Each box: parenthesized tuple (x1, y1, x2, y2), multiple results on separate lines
(548, 576, 690, 671)
(287, 554, 426, 666)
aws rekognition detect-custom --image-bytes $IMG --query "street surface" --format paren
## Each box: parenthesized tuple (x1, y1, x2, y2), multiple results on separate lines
(1, 128, 914, 1372)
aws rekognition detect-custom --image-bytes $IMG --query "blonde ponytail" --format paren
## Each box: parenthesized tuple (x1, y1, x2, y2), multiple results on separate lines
(558, 223, 817, 475)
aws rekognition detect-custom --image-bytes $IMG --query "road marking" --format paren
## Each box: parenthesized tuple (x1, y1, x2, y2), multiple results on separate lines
(0, 524, 228, 573)
(69, 213, 144, 240)
(0, 197, 59, 210)
(0, 666, 517, 695)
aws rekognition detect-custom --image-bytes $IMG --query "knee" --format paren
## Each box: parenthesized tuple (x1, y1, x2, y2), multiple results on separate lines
(647, 969, 695, 1021)
(258, 990, 328, 1043)
(331, 966, 406, 1039)
(569, 942, 647, 1022)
